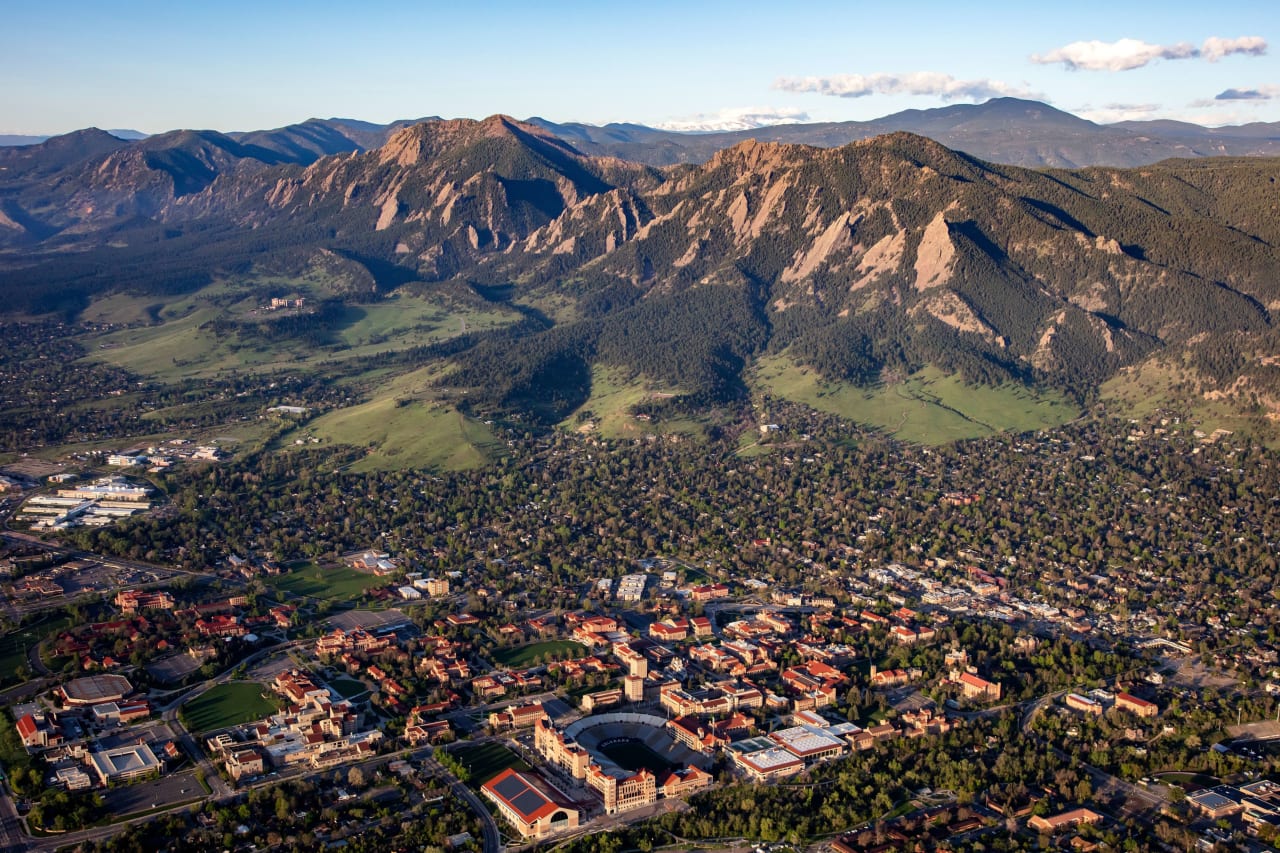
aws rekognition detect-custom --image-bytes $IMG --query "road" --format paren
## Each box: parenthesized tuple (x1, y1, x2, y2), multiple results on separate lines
(0, 530, 246, 621)
(420, 752, 502, 853)
(1018, 693, 1169, 826)
(0, 637, 313, 851)
(1080, 761, 1166, 820)
(0, 786, 25, 853)
(156, 638, 314, 801)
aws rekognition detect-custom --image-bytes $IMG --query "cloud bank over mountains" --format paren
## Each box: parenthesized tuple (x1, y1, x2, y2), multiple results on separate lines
(654, 106, 812, 132)
(772, 71, 1040, 102)
(1031, 36, 1266, 71)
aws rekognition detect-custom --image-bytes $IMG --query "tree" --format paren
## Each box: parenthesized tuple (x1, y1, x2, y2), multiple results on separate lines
(348, 765, 366, 789)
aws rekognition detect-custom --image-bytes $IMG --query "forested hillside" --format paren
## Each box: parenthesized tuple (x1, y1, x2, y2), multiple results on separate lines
(4, 115, 1280, 435)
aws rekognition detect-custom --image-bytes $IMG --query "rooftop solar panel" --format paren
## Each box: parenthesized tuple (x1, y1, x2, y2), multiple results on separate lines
(493, 774, 528, 800)
(512, 789, 550, 817)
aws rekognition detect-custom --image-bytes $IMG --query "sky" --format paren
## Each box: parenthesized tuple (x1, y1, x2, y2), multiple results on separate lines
(3, 0, 1279, 135)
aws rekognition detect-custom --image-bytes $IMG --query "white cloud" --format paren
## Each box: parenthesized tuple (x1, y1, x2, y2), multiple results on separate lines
(1211, 84, 1280, 101)
(772, 71, 1040, 102)
(654, 106, 811, 133)
(1032, 36, 1267, 71)
(1201, 36, 1268, 62)
(1076, 102, 1163, 123)
(1079, 101, 1262, 127)
(1172, 106, 1267, 127)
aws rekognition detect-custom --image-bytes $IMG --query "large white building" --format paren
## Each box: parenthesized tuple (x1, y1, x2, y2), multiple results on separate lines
(89, 743, 162, 785)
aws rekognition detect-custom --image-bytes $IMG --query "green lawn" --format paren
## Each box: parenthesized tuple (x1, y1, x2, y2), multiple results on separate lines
(755, 354, 1078, 444)
(0, 614, 73, 687)
(265, 564, 383, 603)
(182, 682, 280, 733)
(491, 640, 587, 668)
(1154, 771, 1218, 791)
(329, 677, 369, 700)
(455, 742, 530, 784)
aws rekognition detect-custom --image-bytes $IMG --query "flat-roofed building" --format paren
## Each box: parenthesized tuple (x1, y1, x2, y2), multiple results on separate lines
(580, 688, 624, 713)
(1189, 787, 1246, 820)
(768, 725, 846, 762)
(89, 743, 162, 785)
(1064, 693, 1102, 716)
(731, 745, 804, 782)
(56, 766, 92, 790)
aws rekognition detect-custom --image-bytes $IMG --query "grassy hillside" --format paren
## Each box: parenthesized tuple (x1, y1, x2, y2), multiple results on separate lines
(80, 285, 518, 381)
(1100, 358, 1278, 445)
(558, 365, 697, 439)
(755, 354, 1078, 444)
(286, 365, 504, 472)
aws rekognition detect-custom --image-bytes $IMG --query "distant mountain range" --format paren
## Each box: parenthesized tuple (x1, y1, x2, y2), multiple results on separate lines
(6, 98, 1280, 169)
(530, 98, 1280, 168)
(3, 108, 1280, 434)
(0, 129, 148, 146)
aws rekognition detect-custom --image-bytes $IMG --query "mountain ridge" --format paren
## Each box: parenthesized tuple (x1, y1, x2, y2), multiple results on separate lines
(4, 114, 1280, 434)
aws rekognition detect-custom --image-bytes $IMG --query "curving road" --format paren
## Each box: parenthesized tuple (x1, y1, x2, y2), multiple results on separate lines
(419, 752, 502, 853)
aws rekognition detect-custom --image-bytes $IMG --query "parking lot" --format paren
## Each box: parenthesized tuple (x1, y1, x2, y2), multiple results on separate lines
(147, 650, 213, 684)
(102, 767, 203, 817)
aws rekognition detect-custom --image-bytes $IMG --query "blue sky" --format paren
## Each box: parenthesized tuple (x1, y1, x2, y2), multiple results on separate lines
(3, 0, 1278, 134)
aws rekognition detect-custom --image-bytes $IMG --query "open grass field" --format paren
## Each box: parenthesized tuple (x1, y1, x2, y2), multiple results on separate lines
(298, 398, 501, 473)
(1153, 771, 1219, 792)
(455, 742, 530, 784)
(265, 563, 383, 603)
(79, 293, 167, 327)
(755, 354, 1078, 444)
(182, 682, 280, 733)
(491, 640, 587, 668)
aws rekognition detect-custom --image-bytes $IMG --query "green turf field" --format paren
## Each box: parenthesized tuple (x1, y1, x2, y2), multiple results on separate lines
(0, 614, 73, 687)
(328, 677, 369, 700)
(181, 682, 280, 733)
(491, 640, 587, 668)
(455, 742, 530, 784)
(598, 738, 675, 774)
(265, 564, 384, 603)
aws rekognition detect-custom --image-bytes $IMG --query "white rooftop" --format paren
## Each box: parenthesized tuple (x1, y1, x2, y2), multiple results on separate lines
(737, 746, 803, 771)
(768, 724, 846, 757)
